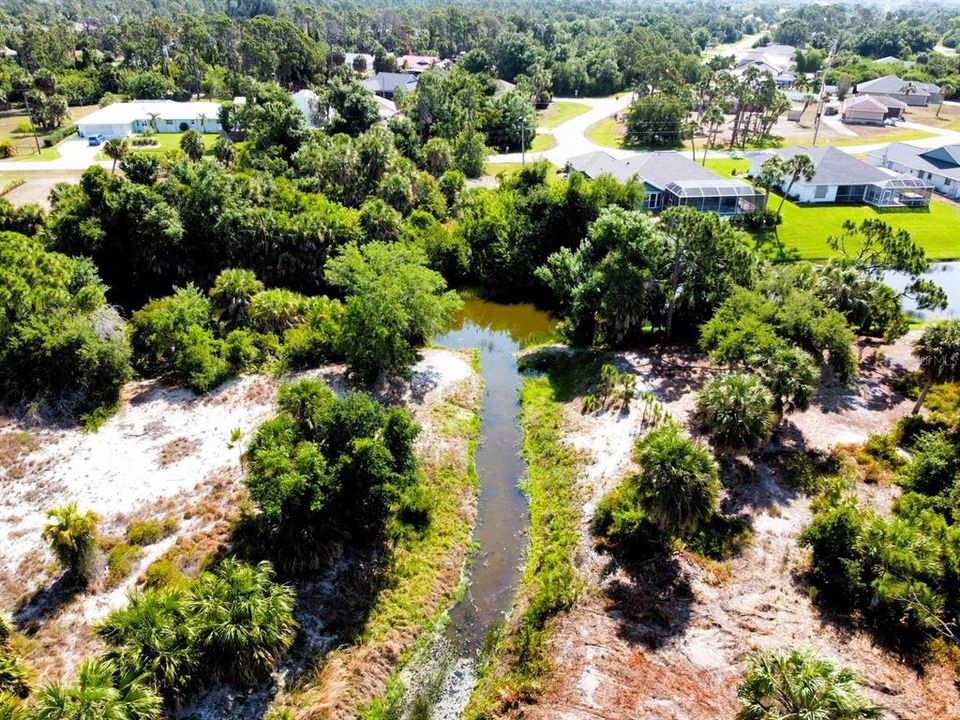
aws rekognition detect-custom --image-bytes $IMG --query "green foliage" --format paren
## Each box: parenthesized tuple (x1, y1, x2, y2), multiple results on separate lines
(125, 518, 177, 546)
(326, 242, 460, 383)
(30, 657, 162, 720)
(244, 379, 422, 572)
(106, 543, 144, 590)
(624, 94, 686, 147)
(0, 232, 131, 419)
(800, 499, 869, 608)
(97, 560, 295, 705)
(896, 431, 960, 496)
(595, 425, 719, 544)
(42, 503, 99, 584)
(695, 372, 776, 453)
(736, 648, 883, 720)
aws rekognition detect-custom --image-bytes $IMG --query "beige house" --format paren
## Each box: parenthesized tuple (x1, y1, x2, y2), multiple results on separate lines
(841, 95, 905, 126)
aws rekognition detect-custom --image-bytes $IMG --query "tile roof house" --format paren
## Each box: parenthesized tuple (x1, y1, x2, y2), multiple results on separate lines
(867, 143, 960, 199)
(567, 150, 764, 215)
(748, 146, 931, 207)
(76, 100, 222, 138)
(363, 72, 418, 98)
(841, 94, 906, 125)
(856, 74, 942, 106)
(396, 54, 443, 74)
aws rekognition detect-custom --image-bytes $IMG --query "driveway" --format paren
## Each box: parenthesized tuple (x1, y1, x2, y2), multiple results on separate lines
(0, 138, 110, 172)
(2, 171, 84, 208)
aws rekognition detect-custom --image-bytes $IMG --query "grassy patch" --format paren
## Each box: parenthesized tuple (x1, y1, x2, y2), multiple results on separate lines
(703, 158, 960, 260)
(126, 517, 178, 546)
(585, 115, 626, 149)
(536, 100, 590, 129)
(484, 161, 560, 181)
(0, 104, 98, 158)
(96, 132, 218, 160)
(529, 133, 556, 152)
(0, 175, 24, 194)
(105, 542, 143, 589)
(0, 145, 61, 162)
(823, 128, 938, 148)
(465, 356, 584, 718)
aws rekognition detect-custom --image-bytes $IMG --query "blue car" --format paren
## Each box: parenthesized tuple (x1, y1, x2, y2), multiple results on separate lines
(87, 134, 105, 146)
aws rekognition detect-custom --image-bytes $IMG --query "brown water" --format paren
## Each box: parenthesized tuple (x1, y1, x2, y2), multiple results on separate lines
(433, 297, 556, 654)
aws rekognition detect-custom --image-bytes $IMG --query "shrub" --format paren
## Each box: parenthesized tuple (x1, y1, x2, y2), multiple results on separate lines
(247, 288, 308, 335)
(125, 517, 177, 546)
(736, 647, 883, 720)
(896, 431, 960, 496)
(281, 296, 344, 369)
(12, 121, 33, 134)
(41, 124, 77, 147)
(209, 268, 263, 329)
(41, 503, 99, 585)
(594, 425, 719, 545)
(106, 542, 143, 589)
(0, 140, 13, 159)
(695, 372, 776, 453)
(245, 379, 422, 572)
(798, 499, 868, 608)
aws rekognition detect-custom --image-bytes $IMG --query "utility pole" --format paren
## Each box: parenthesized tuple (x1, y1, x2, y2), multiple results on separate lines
(812, 35, 841, 147)
(21, 92, 42, 155)
(519, 115, 526, 166)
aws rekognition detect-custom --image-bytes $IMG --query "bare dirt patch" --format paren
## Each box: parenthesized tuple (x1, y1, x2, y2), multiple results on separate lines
(510, 336, 959, 720)
(0, 349, 477, 691)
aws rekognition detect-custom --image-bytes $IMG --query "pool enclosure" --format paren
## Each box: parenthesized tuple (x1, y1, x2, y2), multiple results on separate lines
(664, 180, 766, 215)
(863, 176, 932, 208)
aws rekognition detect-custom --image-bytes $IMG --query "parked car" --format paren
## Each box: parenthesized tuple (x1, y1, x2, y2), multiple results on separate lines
(87, 134, 105, 146)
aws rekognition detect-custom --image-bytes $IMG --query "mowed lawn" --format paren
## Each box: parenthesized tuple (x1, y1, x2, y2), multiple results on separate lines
(537, 100, 590, 129)
(96, 132, 218, 160)
(0, 105, 99, 160)
(704, 157, 960, 261)
(585, 115, 626, 148)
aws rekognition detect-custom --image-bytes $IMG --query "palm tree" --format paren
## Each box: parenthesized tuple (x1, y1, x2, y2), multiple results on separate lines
(737, 647, 883, 720)
(695, 373, 776, 453)
(96, 587, 197, 704)
(42, 503, 98, 584)
(188, 559, 296, 685)
(775, 153, 815, 218)
(146, 112, 160, 132)
(209, 268, 264, 327)
(0, 692, 26, 720)
(701, 104, 726, 165)
(179, 129, 204, 161)
(213, 137, 235, 166)
(30, 657, 162, 720)
(757, 156, 786, 212)
(751, 346, 820, 416)
(900, 81, 919, 103)
(103, 138, 128, 175)
(683, 119, 702, 164)
(911, 319, 960, 414)
(936, 83, 955, 119)
(635, 424, 719, 534)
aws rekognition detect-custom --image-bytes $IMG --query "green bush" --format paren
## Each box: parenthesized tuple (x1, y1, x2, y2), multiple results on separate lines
(799, 499, 868, 608)
(106, 542, 143, 589)
(896, 431, 960, 496)
(41, 124, 77, 147)
(245, 379, 422, 572)
(0, 140, 13, 159)
(695, 372, 776, 453)
(41, 503, 99, 585)
(125, 517, 177, 546)
(97, 559, 295, 704)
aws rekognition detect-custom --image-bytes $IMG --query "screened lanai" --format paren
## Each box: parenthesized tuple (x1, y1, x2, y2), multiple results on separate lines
(664, 180, 766, 215)
(864, 176, 932, 208)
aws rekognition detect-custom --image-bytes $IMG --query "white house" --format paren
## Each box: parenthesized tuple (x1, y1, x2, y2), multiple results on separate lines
(291, 89, 322, 128)
(748, 145, 931, 207)
(867, 143, 960, 199)
(76, 100, 222, 138)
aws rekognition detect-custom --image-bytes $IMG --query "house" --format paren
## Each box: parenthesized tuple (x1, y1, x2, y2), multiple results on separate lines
(748, 146, 931, 207)
(372, 95, 398, 119)
(344, 52, 374, 73)
(867, 143, 960, 199)
(567, 150, 764, 215)
(841, 95, 906, 125)
(363, 72, 417, 99)
(291, 89, 322, 128)
(738, 44, 796, 73)
(875, 55, 914, 67)
(76, 100, 222, 139)
(396, 54, 443, 74)
(856, 74, 941, 106)
(493, 79, 516, 97)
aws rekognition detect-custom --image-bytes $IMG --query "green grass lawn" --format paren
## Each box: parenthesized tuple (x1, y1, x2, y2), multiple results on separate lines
(585, 115, 625, 149)
(537, 100, 590, 129)
(703, 157, 960, 260)
(96, 132, 218, 160)
(484, 161, 560, 181)
(0, 174, 24, 193)
(529, 133, 557, 152)
(0, 145, 61, 162)
(824, 128, 939, 148)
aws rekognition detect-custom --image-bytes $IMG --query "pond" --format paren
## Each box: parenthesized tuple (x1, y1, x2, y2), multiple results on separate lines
(432, 297, 557, 654)
(885, 261, 960, 320)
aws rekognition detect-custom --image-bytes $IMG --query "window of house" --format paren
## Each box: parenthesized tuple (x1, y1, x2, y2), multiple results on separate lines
(814, 185, 828, 199)
(165, 119, 173, 126)
(946, 178, 952, 186)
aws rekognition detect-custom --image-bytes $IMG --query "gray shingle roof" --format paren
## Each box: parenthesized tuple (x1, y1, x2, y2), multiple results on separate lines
(771, 146, 889, 185)
(867, 143, 960, 181)
(857, 74, 940, 95)
(363, 72, 417, 95)
(567, 150, 754, 194)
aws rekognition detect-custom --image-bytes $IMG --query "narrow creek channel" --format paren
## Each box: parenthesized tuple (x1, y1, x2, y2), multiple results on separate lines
(408, 297, 555, 717)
